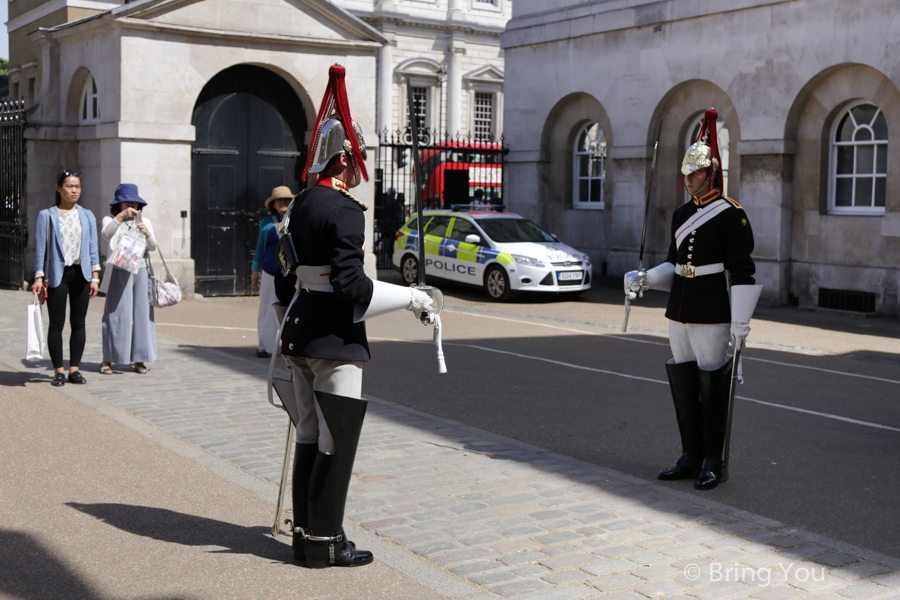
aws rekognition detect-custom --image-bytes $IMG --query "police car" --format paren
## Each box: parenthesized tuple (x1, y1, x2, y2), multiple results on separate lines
(392, 206, 592, 301)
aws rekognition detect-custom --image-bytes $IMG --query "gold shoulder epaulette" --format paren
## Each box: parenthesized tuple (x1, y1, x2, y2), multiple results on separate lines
(725, 197, 742, 209)
(338, 188, 368, 211)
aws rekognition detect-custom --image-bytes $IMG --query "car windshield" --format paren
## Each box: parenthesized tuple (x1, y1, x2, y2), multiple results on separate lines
(477, 218, 557, 244)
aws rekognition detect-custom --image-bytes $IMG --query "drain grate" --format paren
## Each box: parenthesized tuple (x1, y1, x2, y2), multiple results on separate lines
(818, 288, 876, 313)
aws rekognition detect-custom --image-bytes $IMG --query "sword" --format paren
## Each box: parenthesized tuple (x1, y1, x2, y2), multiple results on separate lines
(622, 118, 663, 333)
(721, 343, 741, 483)
(407, 77, 447, 374)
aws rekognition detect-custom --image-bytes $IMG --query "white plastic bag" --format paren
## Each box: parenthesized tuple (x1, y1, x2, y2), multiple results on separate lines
(26, 293, 45, 361)
(110, 225, 147, 274)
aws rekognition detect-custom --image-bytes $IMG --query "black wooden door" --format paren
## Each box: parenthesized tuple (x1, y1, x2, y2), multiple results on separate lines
(191, 65, 305, 296)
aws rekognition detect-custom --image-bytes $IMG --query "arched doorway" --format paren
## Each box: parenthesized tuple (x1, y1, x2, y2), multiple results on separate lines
(191, 65, 306, 296)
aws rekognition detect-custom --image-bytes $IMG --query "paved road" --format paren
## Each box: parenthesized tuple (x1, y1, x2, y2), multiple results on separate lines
(2, 278, 898, 600)
(363, 277, 900, 560)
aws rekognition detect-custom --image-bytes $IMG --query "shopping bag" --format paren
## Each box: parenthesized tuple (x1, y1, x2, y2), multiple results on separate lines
(110, 226, 147, 274)
(26, 294, 45, 361)
(147, 248, 182, 308)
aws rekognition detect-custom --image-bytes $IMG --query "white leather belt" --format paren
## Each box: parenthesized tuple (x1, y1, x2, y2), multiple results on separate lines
(675, 262, 724, 278)
(295, 264, 332, 293)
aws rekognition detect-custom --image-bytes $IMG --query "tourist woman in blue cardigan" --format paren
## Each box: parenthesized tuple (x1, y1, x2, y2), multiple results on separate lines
(31, 170, 101, 386)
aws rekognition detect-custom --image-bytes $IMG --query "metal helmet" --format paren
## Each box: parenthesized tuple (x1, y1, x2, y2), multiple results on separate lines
(308, 116, 368, 187)
(680, 108, 723, 193)
(681, 140, 715, 176)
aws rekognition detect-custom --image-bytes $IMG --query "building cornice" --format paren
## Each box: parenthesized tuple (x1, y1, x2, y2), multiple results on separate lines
(114, 17, 384, 49)
(502, 0, 795, 49)
(355, 10, 505, 38)
(6, 0, 120, 32)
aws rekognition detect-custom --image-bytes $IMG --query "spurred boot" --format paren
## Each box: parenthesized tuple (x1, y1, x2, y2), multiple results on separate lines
(658, 359, 703, 480)
(304, 391, 374, 569)
(290, 443, 318, 561)
(695, 359, 733, 490)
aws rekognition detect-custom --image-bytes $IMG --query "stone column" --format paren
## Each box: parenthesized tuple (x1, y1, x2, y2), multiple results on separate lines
(737, 139, 796, 306)
(377, 38, 394, 135)
(447, 47, 465, 136)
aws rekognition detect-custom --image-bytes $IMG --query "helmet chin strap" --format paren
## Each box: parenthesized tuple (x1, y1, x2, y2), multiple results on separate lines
(692, 166, 717, 199)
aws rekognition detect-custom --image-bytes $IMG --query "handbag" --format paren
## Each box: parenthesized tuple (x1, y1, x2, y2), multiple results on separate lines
(26, 293, 45, 361)
(110, 223, 148, 274)
(147, 247, 182, 308)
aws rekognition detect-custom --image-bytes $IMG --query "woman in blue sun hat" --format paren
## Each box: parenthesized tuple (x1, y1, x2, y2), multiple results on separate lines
(99, 183, 158, 374)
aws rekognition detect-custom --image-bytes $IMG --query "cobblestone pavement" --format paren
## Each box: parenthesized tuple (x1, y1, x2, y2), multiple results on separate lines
(4, 289, 899, 600)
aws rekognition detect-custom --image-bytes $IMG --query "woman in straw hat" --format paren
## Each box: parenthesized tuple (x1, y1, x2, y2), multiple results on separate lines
(252, 185, 295, 357)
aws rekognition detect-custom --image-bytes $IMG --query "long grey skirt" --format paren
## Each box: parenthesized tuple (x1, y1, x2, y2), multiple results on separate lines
(102, 266, 158, 364)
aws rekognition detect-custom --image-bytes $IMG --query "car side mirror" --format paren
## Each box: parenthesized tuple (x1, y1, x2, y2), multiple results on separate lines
(465, 234, 481, 245)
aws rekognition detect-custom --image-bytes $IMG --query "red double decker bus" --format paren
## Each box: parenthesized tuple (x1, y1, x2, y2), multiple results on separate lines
(417, 141, 504, 207)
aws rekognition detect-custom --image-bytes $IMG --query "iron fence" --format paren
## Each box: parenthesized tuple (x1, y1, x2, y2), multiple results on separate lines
(373, 128, 508, 269)
(0, 100, 27, 289)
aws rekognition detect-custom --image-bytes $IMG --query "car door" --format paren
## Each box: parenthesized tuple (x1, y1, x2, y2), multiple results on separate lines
(446, 217, 484, 284)
(422, 216, 454, 280)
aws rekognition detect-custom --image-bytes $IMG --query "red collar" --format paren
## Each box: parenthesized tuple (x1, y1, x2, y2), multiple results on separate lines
(693, 188, 721, 207)
(317, 177, 349, 193)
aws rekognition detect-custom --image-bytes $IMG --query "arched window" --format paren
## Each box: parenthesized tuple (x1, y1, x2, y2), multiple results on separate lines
(685, 116, 730, 200)
(80, 74, 100, 124)
(830, 102, 887, 214)
(573, 123, 606, 209)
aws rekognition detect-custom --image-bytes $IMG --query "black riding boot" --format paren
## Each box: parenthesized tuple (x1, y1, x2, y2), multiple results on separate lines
(304, 391, 374, 569)
(695, 359, 733, 490)
(290, 443, 318, 561)
(658, 359, 703, 480)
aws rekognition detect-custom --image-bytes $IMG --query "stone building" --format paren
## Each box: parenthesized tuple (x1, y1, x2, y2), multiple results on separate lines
(12, 0, 510, 294)
(502, 0, 900, 314)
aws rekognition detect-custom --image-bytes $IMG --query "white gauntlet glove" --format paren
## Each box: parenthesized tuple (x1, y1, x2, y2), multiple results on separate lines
(408, 288, 434, 320)
(730, 322, 751, 350)
(623, 270, 650, 299)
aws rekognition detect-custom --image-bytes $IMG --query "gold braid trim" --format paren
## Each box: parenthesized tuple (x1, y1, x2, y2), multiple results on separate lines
(325, 177, 369, 211)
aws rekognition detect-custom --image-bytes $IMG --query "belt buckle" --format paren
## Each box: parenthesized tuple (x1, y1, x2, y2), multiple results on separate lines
(680, 264, 695, 278)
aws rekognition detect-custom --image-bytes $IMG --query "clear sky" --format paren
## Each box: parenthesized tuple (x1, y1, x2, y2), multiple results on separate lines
(1, 1, 9, 62)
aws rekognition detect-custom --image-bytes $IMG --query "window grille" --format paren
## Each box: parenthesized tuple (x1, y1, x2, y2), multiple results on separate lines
(80, 75, 100, 124)
(830, 103, 887, 214)
(573, 123, 606, 209)
(474, 93, 494, 140)
(407, 86, 427, 131)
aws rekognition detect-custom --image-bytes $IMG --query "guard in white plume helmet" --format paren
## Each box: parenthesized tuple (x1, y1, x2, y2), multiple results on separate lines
(272, 65, 435, 568)
(624, 108, 763, 490)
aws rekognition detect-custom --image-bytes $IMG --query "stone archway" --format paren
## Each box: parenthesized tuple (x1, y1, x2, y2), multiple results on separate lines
(190, 64, 307, 297)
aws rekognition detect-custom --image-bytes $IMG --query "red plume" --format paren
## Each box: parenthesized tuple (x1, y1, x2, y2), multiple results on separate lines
(694, 107, 723, 191)
(302, 64, 369, 184)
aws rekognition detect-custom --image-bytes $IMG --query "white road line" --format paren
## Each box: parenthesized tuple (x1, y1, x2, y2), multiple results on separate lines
(156, 323, 256, 331)
(442, 308, 900, 386)
(369, 336, 900, 434)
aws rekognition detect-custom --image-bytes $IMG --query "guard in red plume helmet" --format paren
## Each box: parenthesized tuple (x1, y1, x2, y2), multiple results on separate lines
(623, 107, 761, 490)
(269, 65, 435, 568)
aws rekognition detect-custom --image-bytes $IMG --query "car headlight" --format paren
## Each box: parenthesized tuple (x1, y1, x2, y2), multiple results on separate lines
(512, 254, 545, 267)
(582, 254, 591, 266)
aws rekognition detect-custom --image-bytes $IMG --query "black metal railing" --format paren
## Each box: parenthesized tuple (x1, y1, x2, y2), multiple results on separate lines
(373, 128, 508, 269)
(0, 100, 27, 289)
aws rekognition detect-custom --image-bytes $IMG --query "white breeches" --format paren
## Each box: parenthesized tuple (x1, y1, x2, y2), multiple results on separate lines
(668, 320, 731, 371)
(286, 356, 363, 454)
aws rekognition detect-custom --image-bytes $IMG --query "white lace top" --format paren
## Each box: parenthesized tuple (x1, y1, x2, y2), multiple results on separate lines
(58, 210, 82, 266)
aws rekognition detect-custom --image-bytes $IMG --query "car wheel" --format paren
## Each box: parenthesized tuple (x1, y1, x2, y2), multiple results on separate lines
(401, 255, 418, 285)
(484, 265, 511, 302)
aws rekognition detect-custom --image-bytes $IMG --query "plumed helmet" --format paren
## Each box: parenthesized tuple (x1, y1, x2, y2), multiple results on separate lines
(302, 65, 369, 188)
(308, 115, 368, 182)
(681, 108, 723, 192)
